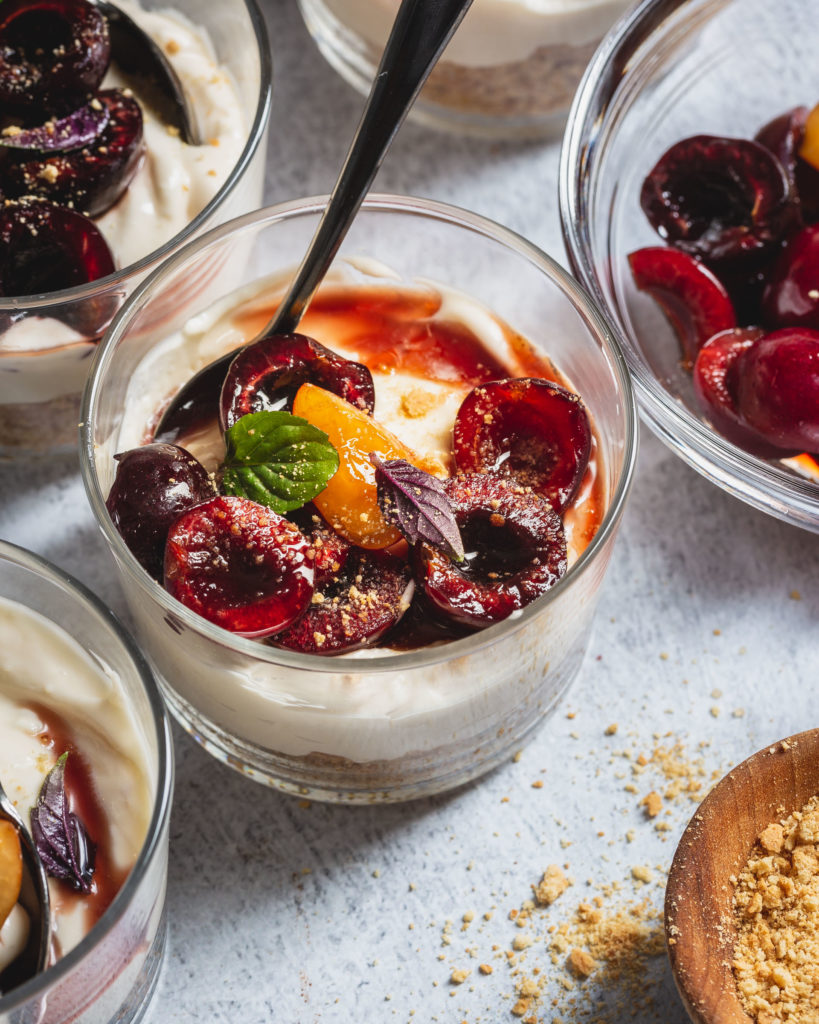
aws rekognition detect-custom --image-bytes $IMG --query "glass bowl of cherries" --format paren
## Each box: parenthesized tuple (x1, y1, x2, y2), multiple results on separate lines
(0, 0, 271, 458)
(80, 195, 637, 803)
(560, 0, 819, 531)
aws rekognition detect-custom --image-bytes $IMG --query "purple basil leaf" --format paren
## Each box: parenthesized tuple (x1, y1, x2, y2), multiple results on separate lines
(0, 102, 110, 153)
(370, 453, 464, 562)
(30, 753, 95, 894)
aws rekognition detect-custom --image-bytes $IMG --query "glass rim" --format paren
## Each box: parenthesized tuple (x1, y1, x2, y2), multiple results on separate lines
(558, 0, 819, 527)
(0, 539, 174, 1012)
(81, 192, 639, 673)
(0, 0, 272, 310)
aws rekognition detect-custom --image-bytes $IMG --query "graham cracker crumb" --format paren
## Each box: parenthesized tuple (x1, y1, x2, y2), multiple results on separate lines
(568, 947, 597, 978)
(641, 792, 663, 819)
(534, 865, 570, 906)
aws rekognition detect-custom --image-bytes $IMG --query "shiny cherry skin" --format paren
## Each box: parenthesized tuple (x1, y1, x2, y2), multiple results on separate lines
(762, 224, 819, 331)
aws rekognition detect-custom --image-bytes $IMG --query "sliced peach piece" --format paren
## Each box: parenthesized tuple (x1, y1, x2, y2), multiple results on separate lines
(799, 102, 819, 171)
(292, 382, 431, 549)
(0, 819, 23, 930)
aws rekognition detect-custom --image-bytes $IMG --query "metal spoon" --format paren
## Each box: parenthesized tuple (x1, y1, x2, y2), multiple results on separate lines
(0, 779, 51, 994)
(154, 0, 474, 443)
(93, 0, 199, 145)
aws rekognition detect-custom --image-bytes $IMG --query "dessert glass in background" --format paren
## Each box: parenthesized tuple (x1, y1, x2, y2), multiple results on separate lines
(296, 0, 633, 139)
(0, 540, 172, 1024)
(0, 0, 272, 460)
(80, 195, 637, 804)
(560, 0, 819, 532)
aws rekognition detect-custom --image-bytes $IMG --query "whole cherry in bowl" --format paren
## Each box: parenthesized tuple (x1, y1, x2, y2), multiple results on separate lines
(0, 0, 271, 458)
(80, 195, 637, 803)
(560, 0, 819, 531)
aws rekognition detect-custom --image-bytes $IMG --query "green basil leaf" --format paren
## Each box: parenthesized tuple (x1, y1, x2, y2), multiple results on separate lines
(221, 410, 338, 513)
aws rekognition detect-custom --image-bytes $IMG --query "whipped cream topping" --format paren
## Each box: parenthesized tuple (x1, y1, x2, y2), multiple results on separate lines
(0, 598, 153, 964)
(323, 0, 632, 66)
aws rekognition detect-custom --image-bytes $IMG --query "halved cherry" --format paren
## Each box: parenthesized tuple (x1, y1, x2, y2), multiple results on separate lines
(692, 328, 794, 458)
(756, 105, 819, 226)
(414, 474, 567, 629)
(628, 247, 736, 367)
(219, 332, 375, 431)
(0, 0, 110, 114)
(292, 382, 435, 549)
(2, 89, 144, 218)
(0, 198, 114, 296)
(106, 442, 216, 580)
(640, 135, 795, 268)
(287, 504, 353, 590)
(761, 223, 819, 330)
(273, 548, 413, 654)
(734, 327, 819, 452)
(164, 496, 314, 638)
(452, 378, 591, 514)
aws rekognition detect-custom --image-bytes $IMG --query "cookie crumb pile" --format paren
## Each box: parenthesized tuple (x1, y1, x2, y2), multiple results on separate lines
(733, 793, 819, 1022)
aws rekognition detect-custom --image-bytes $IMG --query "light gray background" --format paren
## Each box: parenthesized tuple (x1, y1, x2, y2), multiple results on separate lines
(2, 1, 817, 1021)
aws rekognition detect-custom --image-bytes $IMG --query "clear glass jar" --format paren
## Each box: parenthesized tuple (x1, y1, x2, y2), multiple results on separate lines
(0, 0, 272, 459)
(81, 195, 637, 803)
(0, 541, 173, 1024)
(560, 0, 819, 531)
(297, 0, 633, 139)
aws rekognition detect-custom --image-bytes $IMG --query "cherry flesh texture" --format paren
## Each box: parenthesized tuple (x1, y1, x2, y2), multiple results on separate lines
(628, 246, 736, 367)
(287, 508, 353, 591)
(164, 496, 314, 639)
(761, 223, 819, 331)
(734, 328, 819, 452)
(220, 332, 376, 431)
(106, 442, 216, 580)
(0, 0, 110, 114)
(692, 328, 790, 458)
(453, 378, 591, 515)
(640, 135, 795, 269)
(414, 474, 567, 630)
(2, 89, 144, 218)
(0, 198, 114, 297)
(273, 548, 413, 654)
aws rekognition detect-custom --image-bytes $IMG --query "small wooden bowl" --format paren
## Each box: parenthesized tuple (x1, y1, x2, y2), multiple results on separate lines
(665, 728, 819, 1024)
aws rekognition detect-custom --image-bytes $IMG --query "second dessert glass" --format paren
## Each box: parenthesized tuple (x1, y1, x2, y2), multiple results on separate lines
(81, 196, 637, 803)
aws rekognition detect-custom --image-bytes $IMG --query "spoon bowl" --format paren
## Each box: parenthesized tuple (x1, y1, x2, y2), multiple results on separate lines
(665, 727, 819, 1024)
(0, 780, 51, 993)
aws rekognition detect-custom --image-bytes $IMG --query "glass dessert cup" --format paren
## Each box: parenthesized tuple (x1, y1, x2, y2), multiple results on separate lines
(0, 0, 272, 461)
(297, 0, 633, 140)
(81, 195, 637, 804)
(0, 540, 173, 1024)
(560, 0, 819, 532)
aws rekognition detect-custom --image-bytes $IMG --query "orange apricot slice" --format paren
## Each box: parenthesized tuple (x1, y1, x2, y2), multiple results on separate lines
(292, 382, 430, 549)
(0, 819, 23, 930)
(799, 103, 819, 171)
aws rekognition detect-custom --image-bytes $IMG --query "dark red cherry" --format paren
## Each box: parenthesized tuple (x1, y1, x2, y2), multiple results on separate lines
(106, 443, 216, 580)
(288, 509, 353, 590)
(0, 198, 114, 297)
(640, 135, 796, 269)
(220, 332, 375, 431)
(757, 106, 819, 225)
(0, 0, 110, 114)
(761, 224, 819, 330)
(273, 547, 413, 654)
(453, 378, 591, 514)
(413, 474, 567, 630)
(1, 89, 144, 217)
(164, 496, 314, 638)
(692, 328, 790, 458)
(628, 246, 736, 367)
(734, 327, 819, 452)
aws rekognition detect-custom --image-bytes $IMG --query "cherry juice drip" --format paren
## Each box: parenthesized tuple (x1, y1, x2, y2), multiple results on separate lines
(30, 702, 126, 939)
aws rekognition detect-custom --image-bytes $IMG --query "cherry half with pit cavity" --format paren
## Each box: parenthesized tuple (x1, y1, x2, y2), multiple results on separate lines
(1, 89, 144, 218)
(106, 442, 217, 580)
(414, 474, 567, 629)
(220, 332, 376, 431)
(453, 377, 591, 514)
(640, 134, 795, 269)
(0, 0, 110, 114)
(164, 496, 315, 638)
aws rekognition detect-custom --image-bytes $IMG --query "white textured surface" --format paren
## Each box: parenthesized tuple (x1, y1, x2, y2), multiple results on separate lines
(1, 1, 818, 1021)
